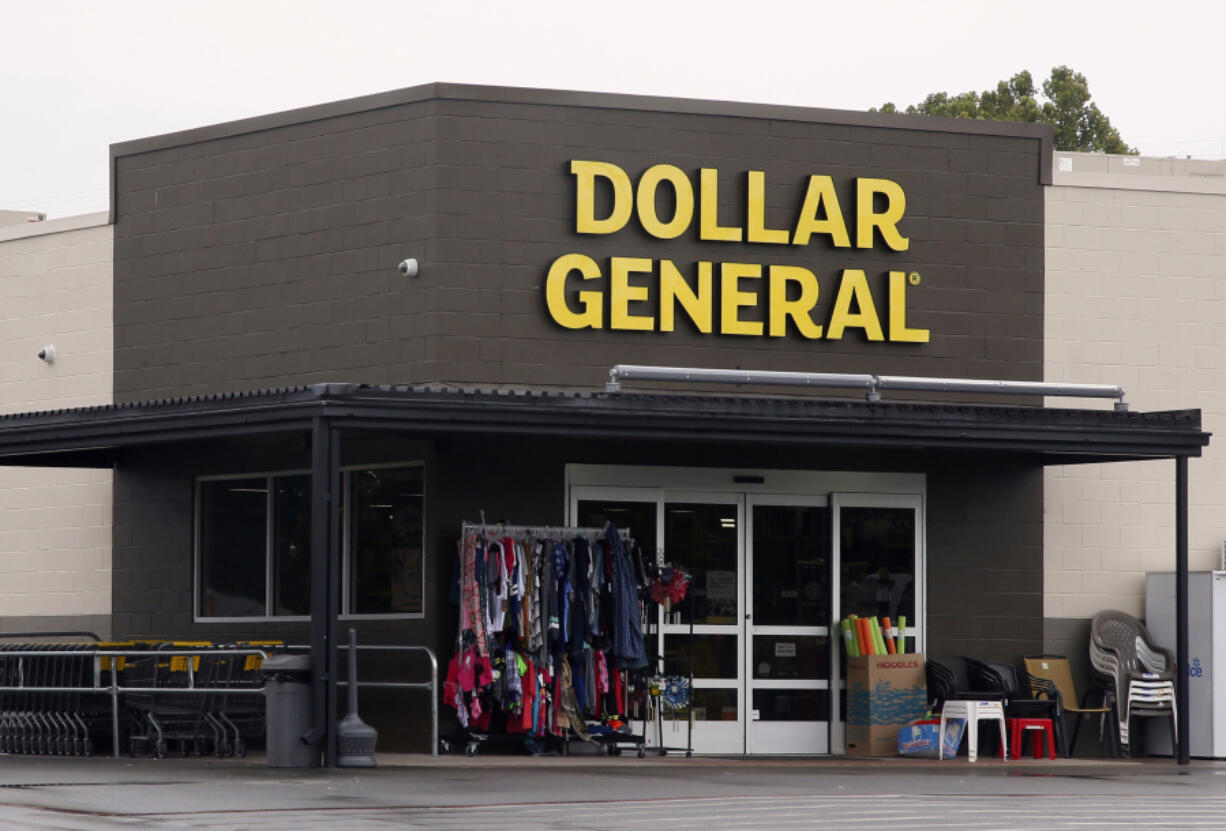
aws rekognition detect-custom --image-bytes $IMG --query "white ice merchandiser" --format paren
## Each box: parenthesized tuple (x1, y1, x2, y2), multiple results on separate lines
(1144, 571, 1226, 758)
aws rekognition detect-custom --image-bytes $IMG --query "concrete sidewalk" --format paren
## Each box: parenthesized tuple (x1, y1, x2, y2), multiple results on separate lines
(0, 752, 1221, 830)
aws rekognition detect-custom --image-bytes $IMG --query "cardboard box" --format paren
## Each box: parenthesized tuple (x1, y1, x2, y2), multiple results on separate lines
(845, 653, 927, 757)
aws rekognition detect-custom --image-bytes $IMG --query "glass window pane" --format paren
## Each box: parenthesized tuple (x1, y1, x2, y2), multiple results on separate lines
(752, 635, 829, 680)
(576, 500, 656, 566)
(752, 504, 830, 626)
(840, 507, 916, 622)
(665, 502, 738, 625)
(664, 634, 737, 679)
(199, 479, 267, 617)
(272, 474, 311, 616)
(753, 689, 828, 722)
(350, 466, 424, 614)
(689, 688, 737, 722)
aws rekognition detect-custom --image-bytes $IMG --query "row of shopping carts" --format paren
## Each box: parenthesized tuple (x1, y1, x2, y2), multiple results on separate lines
(122, 641, 274, 759)
(0, 638, 276, 758)
(0, 641, 104, 756)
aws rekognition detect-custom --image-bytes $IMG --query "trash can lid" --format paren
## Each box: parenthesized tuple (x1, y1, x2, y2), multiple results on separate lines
(262, 653, 311, 672)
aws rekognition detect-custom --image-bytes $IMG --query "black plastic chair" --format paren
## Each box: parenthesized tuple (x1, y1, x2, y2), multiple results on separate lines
(926, 656, 1007, 757)
(982, 660, 1065, 756)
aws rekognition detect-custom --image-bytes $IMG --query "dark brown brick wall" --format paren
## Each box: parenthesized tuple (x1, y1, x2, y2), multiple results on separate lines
(927, 457, 1044, 659)
(113, 88, 1044, 402)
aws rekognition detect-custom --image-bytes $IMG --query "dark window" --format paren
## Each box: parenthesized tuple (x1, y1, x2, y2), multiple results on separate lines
(272, 475, 311, 616)
(197, 464, 424, 618)
(840, 507, 916, 622)
(349, 466, 424, 615)
(199, 479, 267, 617)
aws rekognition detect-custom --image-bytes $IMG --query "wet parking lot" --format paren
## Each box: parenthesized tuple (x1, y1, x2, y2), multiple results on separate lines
(2, 752, 1226, 830)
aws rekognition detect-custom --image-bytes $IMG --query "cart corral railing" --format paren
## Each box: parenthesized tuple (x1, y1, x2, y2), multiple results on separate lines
(0, 643, 437, 759)
(288, 643, 439, 757)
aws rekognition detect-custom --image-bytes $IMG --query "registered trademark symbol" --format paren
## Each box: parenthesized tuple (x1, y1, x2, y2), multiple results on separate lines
(909, 272, 921, 286)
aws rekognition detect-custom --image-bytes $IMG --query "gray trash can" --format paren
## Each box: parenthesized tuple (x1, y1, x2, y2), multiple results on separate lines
(263, 654, 319, 768)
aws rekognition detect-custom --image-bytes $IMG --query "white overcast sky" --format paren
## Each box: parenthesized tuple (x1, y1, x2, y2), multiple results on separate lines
(4, 0, 1224, 218)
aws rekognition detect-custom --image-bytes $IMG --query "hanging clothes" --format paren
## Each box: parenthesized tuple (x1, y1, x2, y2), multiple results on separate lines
(458, 534, 489, 657)
(608, 523, 647, 669)
(449, 521, 643, 751)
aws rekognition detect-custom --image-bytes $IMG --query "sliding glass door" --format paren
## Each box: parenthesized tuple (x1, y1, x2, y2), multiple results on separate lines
(571, 467, 924, 755)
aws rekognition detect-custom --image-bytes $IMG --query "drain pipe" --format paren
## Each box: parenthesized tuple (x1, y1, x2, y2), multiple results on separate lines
(606, 365, 1128, 411)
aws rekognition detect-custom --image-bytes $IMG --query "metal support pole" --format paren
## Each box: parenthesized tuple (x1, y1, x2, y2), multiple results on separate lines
(309, 417, 339, 767)
(1176, 455, 1190, 765)
(110, 662, 119, 759)
(428, 648, 438, 756)
(326, 424, 341, 766)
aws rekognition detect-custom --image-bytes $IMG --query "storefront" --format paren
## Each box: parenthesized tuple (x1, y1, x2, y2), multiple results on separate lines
(0, 84, 1209, 760)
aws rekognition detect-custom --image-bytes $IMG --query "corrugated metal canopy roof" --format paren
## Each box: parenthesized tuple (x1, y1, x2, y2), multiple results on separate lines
(0, 382, 1208, 466)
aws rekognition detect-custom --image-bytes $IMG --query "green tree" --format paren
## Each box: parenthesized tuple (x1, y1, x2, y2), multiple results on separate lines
(874, 66, 1135, 154)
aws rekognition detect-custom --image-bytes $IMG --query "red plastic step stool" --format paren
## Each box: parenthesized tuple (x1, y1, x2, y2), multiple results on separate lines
(1006, 717, 1056, 759)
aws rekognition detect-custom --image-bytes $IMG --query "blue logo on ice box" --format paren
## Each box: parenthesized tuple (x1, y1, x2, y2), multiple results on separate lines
(1190, 657, 1204, 678)
(847, 680, 927, 726)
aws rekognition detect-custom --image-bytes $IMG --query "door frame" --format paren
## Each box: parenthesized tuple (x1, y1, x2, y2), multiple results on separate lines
(566, 464, 926, 755)
(745, 492, 831, 754)
(829, 491, 926, 754)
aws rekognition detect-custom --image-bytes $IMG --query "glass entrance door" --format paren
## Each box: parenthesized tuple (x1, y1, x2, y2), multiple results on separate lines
(831, 493, 924, 752)
(571, 470, 924, 756)
(661, 496, 743, 754)
(746, 496, 831, 754)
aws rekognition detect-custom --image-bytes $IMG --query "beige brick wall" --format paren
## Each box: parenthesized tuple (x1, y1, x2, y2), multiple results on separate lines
(1045, 153, 1226, 618)
(0, 214, 112, 621)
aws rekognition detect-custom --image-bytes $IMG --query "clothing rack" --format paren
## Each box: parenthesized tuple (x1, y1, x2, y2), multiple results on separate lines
(444, 517, 648, 757)
(461, 520, 631, 540)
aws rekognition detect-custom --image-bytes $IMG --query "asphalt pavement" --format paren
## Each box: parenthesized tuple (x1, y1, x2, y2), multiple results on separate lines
(1, 751, 1224, 830)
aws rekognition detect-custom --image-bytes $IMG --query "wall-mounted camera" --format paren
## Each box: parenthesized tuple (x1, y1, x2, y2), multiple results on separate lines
(398, 258, 419, 278)
(37, 345, 55, 364)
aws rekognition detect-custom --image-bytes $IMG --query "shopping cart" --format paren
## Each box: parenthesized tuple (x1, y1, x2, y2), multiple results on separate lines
(124, 641, 215, 758)
(198, 642, 276, 758)
(0, 640, 106, 756)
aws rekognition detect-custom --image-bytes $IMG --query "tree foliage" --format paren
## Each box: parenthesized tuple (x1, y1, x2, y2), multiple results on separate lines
(874, 66, 1135, 154)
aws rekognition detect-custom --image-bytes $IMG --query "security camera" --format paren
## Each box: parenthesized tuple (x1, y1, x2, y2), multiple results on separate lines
(398, 258, 419, 278)
(37, 345, 55, 364)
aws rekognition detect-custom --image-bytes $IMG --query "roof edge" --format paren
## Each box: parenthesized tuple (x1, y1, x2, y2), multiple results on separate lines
(107, 82, 1054, 222)
(0, 211, 110, 244)
(109, 81, 1054, 165)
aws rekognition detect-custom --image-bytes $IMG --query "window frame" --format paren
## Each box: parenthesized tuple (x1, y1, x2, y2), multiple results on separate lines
(193, 461, 426, 622)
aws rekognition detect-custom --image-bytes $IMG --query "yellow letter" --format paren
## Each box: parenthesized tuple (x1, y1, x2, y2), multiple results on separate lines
(856, 177, 909, 251)
(746, 171, 790, 244)
(792, 175, 850, 248)
(826, 269, 884, 341)
(699, 168, 742, 242)
(636, 165, 694, 240)
(720, 262, 764, 336)
(768, 265, 822, 339)
(572, 160, 632, 235)
(888, 271, 929, 343)
(660, 260, 713, 334)
(610, 257, 655, 331)
(544, 253, 603, 329)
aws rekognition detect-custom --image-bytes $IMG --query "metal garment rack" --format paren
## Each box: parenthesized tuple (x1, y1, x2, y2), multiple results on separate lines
(643, 578, 694, 758)
(460, 520, 631, 540)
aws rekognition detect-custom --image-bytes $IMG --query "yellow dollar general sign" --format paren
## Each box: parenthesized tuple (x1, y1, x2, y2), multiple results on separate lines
(544, 160, 929, 343)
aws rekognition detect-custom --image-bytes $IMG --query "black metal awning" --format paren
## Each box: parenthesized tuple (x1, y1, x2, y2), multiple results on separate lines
(0, 382, 1207, 766)
(0, 382, 1209, 465)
